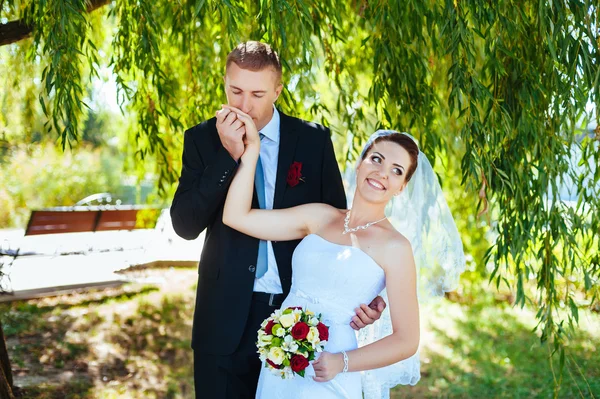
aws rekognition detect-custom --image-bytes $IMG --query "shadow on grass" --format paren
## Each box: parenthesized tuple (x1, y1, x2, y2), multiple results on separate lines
(393, 300, 600, 399)
(0, 284, 164, 398)
(104, 295, 195, 398)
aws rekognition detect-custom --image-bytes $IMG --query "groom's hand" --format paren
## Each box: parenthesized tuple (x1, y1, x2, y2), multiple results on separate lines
(222, 105, 260, 147)
(216, 106, 245, 161)
(350, 296, 386, 330)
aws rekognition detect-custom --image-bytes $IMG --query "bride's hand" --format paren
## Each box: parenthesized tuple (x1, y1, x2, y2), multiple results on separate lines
(222, 105, 260, 149)
(312, 352, 344, 382)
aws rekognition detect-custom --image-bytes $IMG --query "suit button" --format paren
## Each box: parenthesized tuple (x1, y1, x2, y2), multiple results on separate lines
(248, 265, 256, 272)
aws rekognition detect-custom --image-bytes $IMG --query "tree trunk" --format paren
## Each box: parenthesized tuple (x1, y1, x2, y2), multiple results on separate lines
(0, 320, 14, 399)
(0, 0, 111, 46)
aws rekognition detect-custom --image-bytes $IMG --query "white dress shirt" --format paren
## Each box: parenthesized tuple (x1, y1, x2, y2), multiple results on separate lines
(254, 107, 283, 294)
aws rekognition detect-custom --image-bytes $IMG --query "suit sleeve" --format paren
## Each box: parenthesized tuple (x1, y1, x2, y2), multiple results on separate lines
(321, 130, 347, 209)
(170, 128, 238, 240)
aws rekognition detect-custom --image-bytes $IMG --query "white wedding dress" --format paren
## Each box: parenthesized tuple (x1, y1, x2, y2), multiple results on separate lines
(255, 233, 386, 399)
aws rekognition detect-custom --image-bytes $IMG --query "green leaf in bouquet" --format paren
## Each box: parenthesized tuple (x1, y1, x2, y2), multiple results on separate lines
(297, 369, 306, 378)
(283, 357, 290, 367)
(283, 308, 293, 315)
(308, 352, 315, 361)
(298, 346, 308, 354)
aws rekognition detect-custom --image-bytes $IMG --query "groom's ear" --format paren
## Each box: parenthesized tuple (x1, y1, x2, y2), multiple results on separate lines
(274, 83, 283, 101)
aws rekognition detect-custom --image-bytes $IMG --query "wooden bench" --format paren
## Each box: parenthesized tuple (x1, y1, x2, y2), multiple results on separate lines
(23, 192, 159, 236)
(25, 206, 141, 236)
(0, 192, 161, 258)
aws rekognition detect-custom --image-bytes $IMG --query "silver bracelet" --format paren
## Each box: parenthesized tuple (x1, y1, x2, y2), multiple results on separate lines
(341, 350, 349, 373)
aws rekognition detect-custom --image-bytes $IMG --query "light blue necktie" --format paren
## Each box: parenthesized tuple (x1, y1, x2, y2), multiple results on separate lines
(255, 133, 268, 278)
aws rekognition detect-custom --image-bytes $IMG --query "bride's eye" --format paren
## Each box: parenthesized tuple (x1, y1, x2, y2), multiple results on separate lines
(393, 168, 403, 176)
(371, 155, 381, 163)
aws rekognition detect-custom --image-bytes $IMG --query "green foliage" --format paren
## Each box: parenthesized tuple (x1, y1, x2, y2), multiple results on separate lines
(0, 143, 123, 227)
(1, 0, 599, 389)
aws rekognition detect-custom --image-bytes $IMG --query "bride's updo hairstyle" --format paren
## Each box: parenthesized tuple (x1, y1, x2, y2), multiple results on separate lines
(360, 132, 420, 183)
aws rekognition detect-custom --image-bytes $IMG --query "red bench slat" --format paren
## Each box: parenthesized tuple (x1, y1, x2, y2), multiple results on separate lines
(26, 210, 98, 235)
(25, 209, 140, 235)
(96, 209, 138, 231)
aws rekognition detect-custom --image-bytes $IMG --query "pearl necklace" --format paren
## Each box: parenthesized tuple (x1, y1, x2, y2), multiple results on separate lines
(342, 210, 387, 235)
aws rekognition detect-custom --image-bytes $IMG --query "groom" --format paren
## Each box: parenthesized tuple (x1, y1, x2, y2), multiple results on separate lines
(171, 41, 385, 398)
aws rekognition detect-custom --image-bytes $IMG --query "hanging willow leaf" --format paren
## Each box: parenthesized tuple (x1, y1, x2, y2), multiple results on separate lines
(0, 1, 599, 394)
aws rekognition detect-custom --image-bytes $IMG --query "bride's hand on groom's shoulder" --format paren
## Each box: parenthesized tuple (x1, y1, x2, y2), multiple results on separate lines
(312, 352, 344, 382)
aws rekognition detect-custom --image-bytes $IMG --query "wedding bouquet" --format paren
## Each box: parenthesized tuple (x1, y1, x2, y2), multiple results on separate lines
(256, 306, 329, 378)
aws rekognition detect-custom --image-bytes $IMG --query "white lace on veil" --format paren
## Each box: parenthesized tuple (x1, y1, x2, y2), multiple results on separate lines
(344, 130, 466, 398)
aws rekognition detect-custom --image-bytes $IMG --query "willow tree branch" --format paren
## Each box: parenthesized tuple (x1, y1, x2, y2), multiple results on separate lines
(0, 0, 111, 46)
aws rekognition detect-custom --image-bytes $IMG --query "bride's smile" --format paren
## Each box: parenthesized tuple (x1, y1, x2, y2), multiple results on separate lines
(365, 178, 386, 191)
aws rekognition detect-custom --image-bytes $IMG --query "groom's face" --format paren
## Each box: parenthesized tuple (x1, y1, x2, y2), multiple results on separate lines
(224, 63, 283, 131)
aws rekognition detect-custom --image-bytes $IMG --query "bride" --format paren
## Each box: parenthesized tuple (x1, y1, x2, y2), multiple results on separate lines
(222, 105, 464, 398)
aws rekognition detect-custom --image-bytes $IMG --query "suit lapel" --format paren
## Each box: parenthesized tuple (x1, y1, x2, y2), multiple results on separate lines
(273, 111, 299, 209)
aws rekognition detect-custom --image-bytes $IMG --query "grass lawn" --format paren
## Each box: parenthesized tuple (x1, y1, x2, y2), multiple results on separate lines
(1, 267, 598, 398)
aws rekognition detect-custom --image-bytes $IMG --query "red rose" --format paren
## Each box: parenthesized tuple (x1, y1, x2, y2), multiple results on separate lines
(291, 322, 309, 340)
(316, 322, 329, 341)
(264, 320, 275, 335)
(290, 354, 309, 373)
(287, 306, 302, 310)
(266, 359, 282, 369)
(286, 161, 303, 187)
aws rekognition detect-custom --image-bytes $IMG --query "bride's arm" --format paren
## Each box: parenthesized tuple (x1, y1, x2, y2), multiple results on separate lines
(222, 106, 337, 242)
(313, 236, 420, 381)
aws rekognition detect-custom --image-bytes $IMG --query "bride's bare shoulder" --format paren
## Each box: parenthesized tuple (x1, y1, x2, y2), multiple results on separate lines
(302, 203, 344, 232)
(380, 229, 415, 273)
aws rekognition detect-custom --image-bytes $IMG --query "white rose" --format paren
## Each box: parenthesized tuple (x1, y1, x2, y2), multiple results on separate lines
(307, 326, 321, 345)
(267, 347, 286, 365)
(279, 313, 297, 328)
(308, 317, 320, 326)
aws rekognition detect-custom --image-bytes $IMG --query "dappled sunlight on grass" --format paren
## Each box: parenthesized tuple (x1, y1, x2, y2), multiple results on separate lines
(393, 290, 600, 398)
(2, 268, 198, 398)
(2, 269, 598, 398)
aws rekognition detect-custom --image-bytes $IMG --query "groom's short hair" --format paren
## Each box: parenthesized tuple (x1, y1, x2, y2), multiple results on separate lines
(226, 41, 282, 84)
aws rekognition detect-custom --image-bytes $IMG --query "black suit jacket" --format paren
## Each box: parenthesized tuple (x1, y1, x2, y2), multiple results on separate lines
(170, 110, 347, 355)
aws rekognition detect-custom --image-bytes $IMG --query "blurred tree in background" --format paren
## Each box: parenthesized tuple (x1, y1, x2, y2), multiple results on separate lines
(1, 0, 598, 396)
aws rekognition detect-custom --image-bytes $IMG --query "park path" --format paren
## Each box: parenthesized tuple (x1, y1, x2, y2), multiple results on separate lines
(0, 210, 204, 301)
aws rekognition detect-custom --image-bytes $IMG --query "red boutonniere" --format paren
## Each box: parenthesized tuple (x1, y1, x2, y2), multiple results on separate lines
(286, 161, 305, 187)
